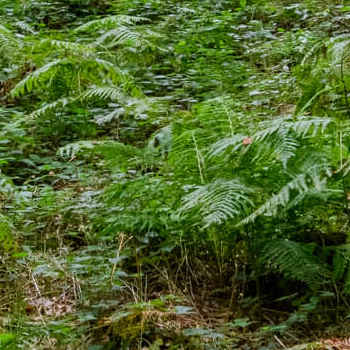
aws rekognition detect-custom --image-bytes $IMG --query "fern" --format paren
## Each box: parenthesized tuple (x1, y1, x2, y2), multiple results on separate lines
(179, 179, 254, 228)
(256, 239, 328, 285)
(11, 58, 71, 97)
(207, 134, 247, 159)
(82, 86, 126, 101)
(208, 116, 332, 165)
(72, 15, 147, 34)
(254, 116, 332, 142)
(38, 39, 95, 56)
(0, 24, 23, 55)
(332, 246, 350, 282)
(81, 58, 127, 84)
(28, 97, 73, 119)
(196, 96, 250, 135)
(11, 57, 128, 98)
(58, 140, 102, 158)
(96, 26, 155, 49)
(240, 167, 339, 225)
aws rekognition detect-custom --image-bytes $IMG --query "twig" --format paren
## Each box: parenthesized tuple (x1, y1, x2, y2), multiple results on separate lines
(274, 334, 287, 349)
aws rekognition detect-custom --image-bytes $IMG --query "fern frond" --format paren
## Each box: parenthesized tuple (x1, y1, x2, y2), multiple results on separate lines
(96, 26, 154, 49)
(179, 179, 254, 228)
(257, 239, 328, 284)
(240, 168, 339, 225)
(255, 116, 331, 141)
(332, 246, 350, 281)
(170, 129, 209, 182)
(207, 134, 247, 158)
(196, 96, 248, 134)
(73, 15, 147, 33)
(252, 116, 331, 166)
(83, 58, 127, 83)
(11, 58, 71, 97)
(82, 86, 126, 101)
(28, 97, 74, 119)
(38, 39, 95, 56)
(12, 21, 36, 34)
(148, 126, 172, 156)
(11, 57, 128, 98)
(94, 108, 124, 125)
(288, 116, 332, 136)
(0, 26, 22, 54)
(252, 131, 299, 168)
(328, 35, 350, 70)
(58, 140, 102, 158)
(208, 116, 332, 164)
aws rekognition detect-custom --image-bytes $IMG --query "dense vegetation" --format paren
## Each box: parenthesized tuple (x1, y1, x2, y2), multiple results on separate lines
(1, 0, 350, 349)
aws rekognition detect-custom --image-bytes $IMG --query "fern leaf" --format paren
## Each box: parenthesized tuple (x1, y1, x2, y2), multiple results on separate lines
(179, 179, 254, 228)
(28, 97, 73, 119)
(0, 27, 22, 53)
(84, 58, 127, 83)
(196, 96, 248, 134)
(207, 134, 247, 158)
(73, 15, 147, 33)
(257, 239, 328, 284)
(58, 140, 101, 158)
(288, 117, 332, 137)
(38, 39, 95, 56)
(240, 169, 339, 225)
(332, 248, 349, 281)
(82, 86, 126, 101)
(96, 26, 153, 49)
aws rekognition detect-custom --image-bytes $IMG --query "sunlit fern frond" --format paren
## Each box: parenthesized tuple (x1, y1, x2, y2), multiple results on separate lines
(82, 86, 163, 123)
(58, 140, 102, 158)
(0, 25, 23, 55)
(82, 86, 127, 101)
(253, 116, 332, 166)
(252, 129, 299, 168)
(96, 26, 160, 49)
(12, 20, 36, 34)
(38, 39, 96, 57)
(196, 95, 249, 135)
(72, 15, 147, 33)
(254, 116, 332, 141)
(148, 126, 172, 156)
(208, 116, 332, 167)
(11, 57, 128, 98)
(240, 167, 340, 225)
(179, 179, 254, 228)
(256, 239, 328, 285)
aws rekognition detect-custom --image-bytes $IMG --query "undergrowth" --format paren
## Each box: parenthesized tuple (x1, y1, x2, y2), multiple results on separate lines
(1, 1, 350, 349)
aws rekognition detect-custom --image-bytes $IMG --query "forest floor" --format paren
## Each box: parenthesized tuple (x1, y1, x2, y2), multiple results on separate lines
(1, 0, 350, 349)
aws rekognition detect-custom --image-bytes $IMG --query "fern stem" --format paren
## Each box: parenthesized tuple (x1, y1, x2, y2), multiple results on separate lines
(222, 102, 234, 137)
(339, 128, 343, 168)
(192, 132, 204, 184)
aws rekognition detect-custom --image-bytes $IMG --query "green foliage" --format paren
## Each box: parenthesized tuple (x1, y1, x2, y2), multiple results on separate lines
(0, 215, 15, 252)
(255, 239, 328, 285)
(3, 1, 350, 349)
